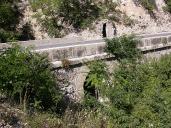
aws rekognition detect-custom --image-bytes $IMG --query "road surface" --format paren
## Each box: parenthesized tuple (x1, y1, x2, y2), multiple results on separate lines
(33, 32, 171, 50)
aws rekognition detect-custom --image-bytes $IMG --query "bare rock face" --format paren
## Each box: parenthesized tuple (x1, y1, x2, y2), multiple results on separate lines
(116, 0, 171, 34)
(18, 0, 50, 40)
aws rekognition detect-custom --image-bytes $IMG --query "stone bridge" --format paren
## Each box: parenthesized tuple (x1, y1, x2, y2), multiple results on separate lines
(1, 32, 171, 100)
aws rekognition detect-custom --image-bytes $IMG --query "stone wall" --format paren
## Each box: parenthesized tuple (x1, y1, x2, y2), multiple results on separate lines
(33, 34, 171, 67)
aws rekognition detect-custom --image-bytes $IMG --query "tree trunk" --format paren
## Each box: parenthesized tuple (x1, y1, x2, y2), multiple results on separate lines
(20, 91, 22, 106)
(23, 89, 28, 112)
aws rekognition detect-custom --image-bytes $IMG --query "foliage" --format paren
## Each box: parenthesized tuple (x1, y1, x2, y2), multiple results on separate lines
(85, 61, 110, 97)
(0, 0, 21, 43)
(3, 33, 171, 127)
(30, 0, 101, 37)
(83, 60, 110, 109)
(0, 1, 20, 31)
(105, 35, 141, 61)
(0, 1, 34, 42)
(30, 0, 123, 37)
(122, 14, 135, 26)
(0, 30, 20, 43)
(139, 0, 156, 13)
(0, 44, 62, 111)
(164, 0, 171, 13)
(82, 94, 102, 109)
(106, 54, 171, 127)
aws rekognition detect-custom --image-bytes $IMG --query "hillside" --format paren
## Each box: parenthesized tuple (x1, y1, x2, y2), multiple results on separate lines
(0, 0, 171, 42)
(19, 0, 171, 40)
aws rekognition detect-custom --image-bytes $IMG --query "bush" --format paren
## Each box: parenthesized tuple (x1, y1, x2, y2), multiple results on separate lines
(164, 0, 171, 13)
(82, 94, 101, 109)
(105, 35, 141, 61)
(86, 61, 109, 92)
(0, 1, 21, 43)
(0, 1, 20, 31)
(0, 30, 20, 43)
(0, 44, 62, 111)
(139, 0, 156, 13)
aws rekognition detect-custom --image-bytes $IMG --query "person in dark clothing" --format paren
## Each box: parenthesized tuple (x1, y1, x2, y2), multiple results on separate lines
(113, 23, 117, 36)
(102, 23, 107, 38)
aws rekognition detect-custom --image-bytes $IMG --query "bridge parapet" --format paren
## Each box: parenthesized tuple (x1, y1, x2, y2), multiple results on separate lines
(35, 34, 171, 67)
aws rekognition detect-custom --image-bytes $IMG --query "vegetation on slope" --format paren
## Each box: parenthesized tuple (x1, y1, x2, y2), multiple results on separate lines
(84, 35, 171, 127)
(30, 0, 101, 37)
(2, 36, 171, 127)
(0, 0, 157, 42)
(30, 0, 122, 37)
(164, 0, 171, 12)
(139, 0, 156, 13)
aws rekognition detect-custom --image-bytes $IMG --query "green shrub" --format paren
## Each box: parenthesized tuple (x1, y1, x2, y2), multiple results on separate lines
(0, 1, 21, 43)
(122, 14, 134, 26)
(164, 0, 171, 13)
(105, 35, 141, 61)
(0, 2, 20, 31)
(0, 44, 62, 111)
(140, 0, 155, 12)
(85, 61, 110, 98)
(0, 30, 20, 43)
(82, 94, 101, 109)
